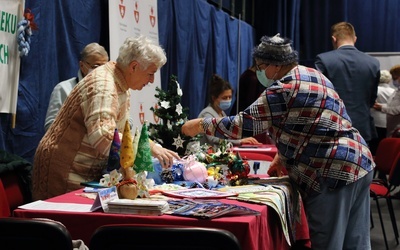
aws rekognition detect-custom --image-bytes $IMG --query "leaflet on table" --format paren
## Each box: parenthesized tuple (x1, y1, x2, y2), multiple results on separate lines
(18, 200, 93, 212)
(217, 184, 272, 194)
(165, 199, 260, 219)
(161, 188, 237, 199)
(105, 199, 170, 215)
(229, 187, 291, 246)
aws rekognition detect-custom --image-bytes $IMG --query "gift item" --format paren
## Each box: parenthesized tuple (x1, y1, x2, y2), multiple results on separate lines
(147, 158, 163, 184)
(117, 167, 138, 200)
(120, 120, 134, 169)
(181, 155, 207, 183)
(133, 122, 153, 173)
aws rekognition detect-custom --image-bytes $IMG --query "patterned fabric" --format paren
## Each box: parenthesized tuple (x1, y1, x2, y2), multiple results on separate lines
(203, 65, 375, 195)
(120, 120, 134, 169)
(33, 62, 131, 200)
(198, 105, 240, 147)
(133, 122, 153, 173)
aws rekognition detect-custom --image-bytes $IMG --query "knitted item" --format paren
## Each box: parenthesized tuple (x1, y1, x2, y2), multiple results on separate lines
(252, 33, 298, 65)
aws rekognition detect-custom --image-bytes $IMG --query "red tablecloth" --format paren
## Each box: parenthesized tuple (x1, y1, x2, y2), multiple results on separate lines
(232, 144, 277, 161)
(14, 189, 310, 250)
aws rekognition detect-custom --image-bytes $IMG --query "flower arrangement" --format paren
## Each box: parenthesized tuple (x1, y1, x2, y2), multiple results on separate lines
(198, 140, 251, 186)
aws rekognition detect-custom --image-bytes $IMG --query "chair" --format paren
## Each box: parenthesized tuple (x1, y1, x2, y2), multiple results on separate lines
(89, 225, 242, 250)
(0, 217, 73, 250)
(0, 150, 33, 217)
(372, 137, 400, 180)
(370, 138, 400, 250)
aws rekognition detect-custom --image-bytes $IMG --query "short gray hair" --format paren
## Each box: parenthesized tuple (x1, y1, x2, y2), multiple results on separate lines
(380, 70, 391, 83)
(116, 35, 167, 69)
(80, 43, 109, 61)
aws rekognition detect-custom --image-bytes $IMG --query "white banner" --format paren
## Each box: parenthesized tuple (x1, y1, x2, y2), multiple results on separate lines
(109, 0, 160, 130)
(0, 0, 24, 114)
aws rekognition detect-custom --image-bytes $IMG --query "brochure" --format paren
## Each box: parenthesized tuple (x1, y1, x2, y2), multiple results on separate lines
(161, 188, 237, 199)
(106, 198, 170, 216)
(166, 199, 260, 219)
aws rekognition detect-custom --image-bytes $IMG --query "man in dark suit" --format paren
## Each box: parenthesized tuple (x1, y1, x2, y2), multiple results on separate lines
(315, 22, 380, 145)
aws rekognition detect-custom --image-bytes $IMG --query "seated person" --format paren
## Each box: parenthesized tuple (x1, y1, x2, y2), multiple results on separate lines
(198, 74, 260, 150)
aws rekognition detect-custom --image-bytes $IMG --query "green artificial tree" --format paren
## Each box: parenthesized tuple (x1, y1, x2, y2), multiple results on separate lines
(148, 75, 198, 156)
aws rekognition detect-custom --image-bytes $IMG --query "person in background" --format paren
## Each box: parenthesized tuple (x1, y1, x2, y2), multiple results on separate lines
(373, 65, 400, 137)
(33, 36, 179, 200)
(198, 74, 260, 149)
(44, 43, 109, 131)
(231, 62, 264, 114)
(315, 21, 380, 146)
(369, 70, 395, 154)
(182, 34, 375, 250)
(232, 62, 271, 144)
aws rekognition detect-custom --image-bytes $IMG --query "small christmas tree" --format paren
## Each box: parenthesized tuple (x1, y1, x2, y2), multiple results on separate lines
(149, 75, 197, 156)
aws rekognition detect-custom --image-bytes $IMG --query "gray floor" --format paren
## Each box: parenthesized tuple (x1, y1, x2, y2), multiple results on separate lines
(371, 196, 400, 249)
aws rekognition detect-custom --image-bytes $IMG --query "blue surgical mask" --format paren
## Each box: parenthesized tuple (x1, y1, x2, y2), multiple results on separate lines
(256, 68, 275, 88)
(219, 100, 232, 110)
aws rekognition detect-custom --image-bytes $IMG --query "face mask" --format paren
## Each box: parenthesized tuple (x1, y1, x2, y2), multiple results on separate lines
(256, 67, 275, 88)
(219, 100, 232, 110)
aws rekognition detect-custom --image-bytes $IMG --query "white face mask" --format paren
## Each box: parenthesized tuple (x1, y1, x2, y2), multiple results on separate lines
(256, 65, 275, 87)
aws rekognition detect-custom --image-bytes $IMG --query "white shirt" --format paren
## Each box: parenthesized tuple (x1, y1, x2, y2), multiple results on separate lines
(370, 83, 395, 128)
(381, 88, 400, 136)
(44, 70, 83, 131)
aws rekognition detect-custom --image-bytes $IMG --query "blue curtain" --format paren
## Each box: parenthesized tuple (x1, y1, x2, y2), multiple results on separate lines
(299, 0, 400, 67)
(0, 0, 109, 162)
(158, 0, 256, 119)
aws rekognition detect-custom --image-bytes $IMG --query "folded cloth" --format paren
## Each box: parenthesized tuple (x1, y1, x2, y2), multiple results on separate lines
(73, 239, 88, 250)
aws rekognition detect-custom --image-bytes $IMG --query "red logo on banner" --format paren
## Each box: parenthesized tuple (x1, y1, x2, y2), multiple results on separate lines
(153, 103, 160, 124)
(134, 1, 139, 23)
(139, 103, 145, 125)
(119, 0, 125, 19)
(149, 6, 156, 27)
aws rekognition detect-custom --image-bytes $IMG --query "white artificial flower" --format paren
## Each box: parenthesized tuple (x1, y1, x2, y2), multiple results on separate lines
(176, 103, 183, 115)
(160, 101, 170, 109)
(167, 120, 172, 129)
(172, 134, 185, 149)
(176, 81, 183, 96)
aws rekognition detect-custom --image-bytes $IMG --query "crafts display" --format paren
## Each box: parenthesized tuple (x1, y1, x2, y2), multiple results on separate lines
(100, 120, 154, 199)
(148, 75, 198, 156)
(148, 141, 251, 187)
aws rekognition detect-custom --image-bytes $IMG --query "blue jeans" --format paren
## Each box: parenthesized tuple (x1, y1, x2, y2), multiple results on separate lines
(303, 171, 373, 250)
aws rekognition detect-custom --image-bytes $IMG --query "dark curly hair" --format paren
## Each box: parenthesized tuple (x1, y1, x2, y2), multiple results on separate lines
(208, 74, 232, 104)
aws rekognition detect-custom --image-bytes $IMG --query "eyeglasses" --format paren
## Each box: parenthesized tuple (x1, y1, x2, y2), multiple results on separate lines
(84, 61, 101, 70)
(256, 63, 267, 71)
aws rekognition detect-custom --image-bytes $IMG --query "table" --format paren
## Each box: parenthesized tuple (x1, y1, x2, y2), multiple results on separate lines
(14, 189, 310, 250)
(232, 144, 277, 160)
(232, 144, 278, 175)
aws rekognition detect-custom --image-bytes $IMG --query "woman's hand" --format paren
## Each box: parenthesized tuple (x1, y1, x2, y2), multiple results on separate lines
(181, 118, 204, 137)
(240, 137, 262, 145)
(373, 102, 382, 111)
(267, 153, 287, 177)
(150, 143, 180, 168)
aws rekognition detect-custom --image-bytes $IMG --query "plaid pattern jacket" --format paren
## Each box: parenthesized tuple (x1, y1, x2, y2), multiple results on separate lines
(203, 65, 375, 195)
